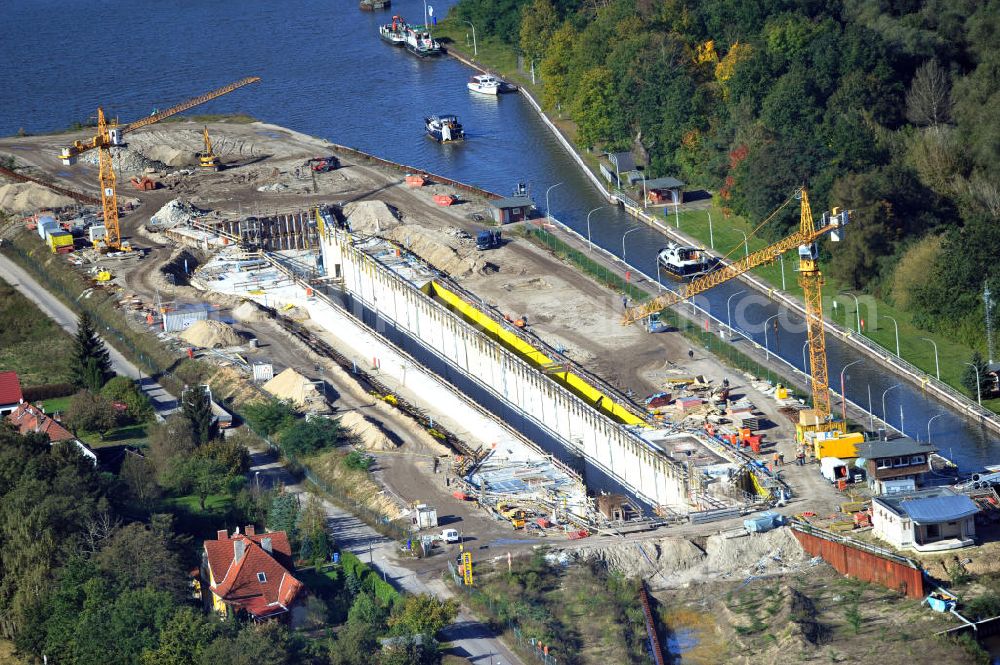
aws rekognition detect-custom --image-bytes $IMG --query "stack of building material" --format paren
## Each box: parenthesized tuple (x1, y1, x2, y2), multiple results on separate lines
(676, 397, 703, 413)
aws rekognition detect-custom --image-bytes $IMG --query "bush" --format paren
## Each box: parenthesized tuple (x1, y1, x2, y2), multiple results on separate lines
(964, 591, 1000, 621)
(344, 450, 374, 471)
(243, 398, 297, 437)
(21, 383, 75, 402)
(280, 416, 342, 458)
(100, 376, 153, 424)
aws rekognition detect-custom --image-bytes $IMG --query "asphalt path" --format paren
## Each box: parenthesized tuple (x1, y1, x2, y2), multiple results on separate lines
(0, 253, 178, 414)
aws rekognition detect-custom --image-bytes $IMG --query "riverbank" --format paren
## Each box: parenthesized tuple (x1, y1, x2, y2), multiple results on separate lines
(437, 26, 1000, 435)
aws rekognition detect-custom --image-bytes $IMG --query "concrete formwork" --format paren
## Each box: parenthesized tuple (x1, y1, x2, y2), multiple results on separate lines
(320, 227, 690, 512)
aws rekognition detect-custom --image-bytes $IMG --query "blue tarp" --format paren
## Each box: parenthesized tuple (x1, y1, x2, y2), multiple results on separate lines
(900, 495, 979, 523)
(743, 511, 788, 533)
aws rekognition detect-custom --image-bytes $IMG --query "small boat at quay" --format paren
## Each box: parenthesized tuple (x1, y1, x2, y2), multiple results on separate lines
(404, 26, 442, 57)
(425, 115, 464, 143)
(467, 74, 502, 95)
(656, 241, 718, 278)
(379, 16, 408, 46)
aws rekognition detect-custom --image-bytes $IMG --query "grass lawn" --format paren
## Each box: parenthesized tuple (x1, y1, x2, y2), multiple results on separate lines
(0, 278, 73, 387)
(296, 566, 350, 623)
(77, 423, 149, 449)
(41, 396, 72, 414)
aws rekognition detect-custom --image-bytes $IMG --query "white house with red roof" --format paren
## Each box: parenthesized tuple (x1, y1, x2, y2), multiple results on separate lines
(0, 371, 23, 416)
(5, 401, 97, 464)
(203, 526, 303, 621)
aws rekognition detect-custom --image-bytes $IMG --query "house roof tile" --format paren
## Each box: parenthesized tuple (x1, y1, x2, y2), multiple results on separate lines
(0, 372, 23, 405)
(6, 402, 75, 443)
(204, 529, 301, 619)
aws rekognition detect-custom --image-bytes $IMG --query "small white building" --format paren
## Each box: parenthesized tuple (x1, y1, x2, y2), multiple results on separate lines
(872, 488, 979, 553)
(410, 504, 438, 530)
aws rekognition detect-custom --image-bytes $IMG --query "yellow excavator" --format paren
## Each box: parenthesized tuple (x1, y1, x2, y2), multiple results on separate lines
(497, 501, 528, 529)
(58, 76, 260, 251)
(197, 126, 222, 171)
(622, 189, 851, 436)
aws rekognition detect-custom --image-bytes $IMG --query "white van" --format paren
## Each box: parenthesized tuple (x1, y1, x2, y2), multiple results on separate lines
(441, 529, 460, 543)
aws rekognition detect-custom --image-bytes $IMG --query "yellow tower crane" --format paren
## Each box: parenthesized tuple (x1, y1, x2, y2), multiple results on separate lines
(622, 189, 851, 429)
(58, 76, 261, 251)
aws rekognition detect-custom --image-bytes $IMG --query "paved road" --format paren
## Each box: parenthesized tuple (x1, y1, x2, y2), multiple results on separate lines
(249, 446, 524, 665)
(0, 252, 178, 414)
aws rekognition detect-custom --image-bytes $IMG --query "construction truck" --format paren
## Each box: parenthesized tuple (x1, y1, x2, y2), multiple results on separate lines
(476, 228, 501, 251)
(497, 501, 528, 529)
(307, 156, 339, 173)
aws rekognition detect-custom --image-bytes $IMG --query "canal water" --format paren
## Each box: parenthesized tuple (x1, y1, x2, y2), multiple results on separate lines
(2, 0, 997, 469)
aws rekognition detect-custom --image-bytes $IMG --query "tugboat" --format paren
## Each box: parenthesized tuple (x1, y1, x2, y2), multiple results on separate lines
(467, 74, 502, 95)
(656, 241, 717, 278)
(404, 25, 442, 57)
(379, 16, 408, 46)
(425, 115, 464, 143)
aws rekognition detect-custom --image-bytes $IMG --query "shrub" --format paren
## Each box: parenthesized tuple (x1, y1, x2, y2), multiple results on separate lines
(280, 416, 342, 458)
(344, 450, 374, 471)
(22, 383, 75, 402)
(243, 398, 297, 437)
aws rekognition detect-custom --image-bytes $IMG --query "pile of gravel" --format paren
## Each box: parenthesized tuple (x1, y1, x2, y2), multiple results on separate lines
(79, 145, 168, 174)
(149, 199, 207, 229)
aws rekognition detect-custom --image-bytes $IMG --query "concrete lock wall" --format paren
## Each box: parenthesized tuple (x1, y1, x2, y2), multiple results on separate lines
(321, 228, 689, 511)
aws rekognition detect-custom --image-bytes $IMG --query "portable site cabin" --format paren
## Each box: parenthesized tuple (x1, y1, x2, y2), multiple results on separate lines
(489, 194, 535, 224)
(47, 230, 74, 253)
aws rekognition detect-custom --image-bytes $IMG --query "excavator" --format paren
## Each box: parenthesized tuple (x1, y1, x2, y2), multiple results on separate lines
(197, 126, 222, 171)
(58, 76, 260, 251)
(622, 189, 851, 437)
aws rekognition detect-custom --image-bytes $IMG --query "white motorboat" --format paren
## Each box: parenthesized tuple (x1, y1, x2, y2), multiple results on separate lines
(656, 241, 718, 279)
(467, 74, 502, 95)
(425, 114, 464, 142)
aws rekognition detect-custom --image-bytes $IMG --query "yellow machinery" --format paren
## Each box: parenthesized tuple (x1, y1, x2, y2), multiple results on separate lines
(198, 126, 222, 171)
(58, 76, 260, 251)
(623, 189, 851, 431)
(497, 501, 528, 529)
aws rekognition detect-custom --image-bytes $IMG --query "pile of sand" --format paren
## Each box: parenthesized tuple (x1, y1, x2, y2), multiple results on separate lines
(144, 144, 195, 167)
(570, 527, 808, 588)
(0, 183, 76, 213)
(179, 320, 243, 348)
(233, 300, 268, 323)
(262, 367, 325, 411)
(344, 200, 399, 234)
(340, 411, 396, 451)
(385, 224, 495, 277)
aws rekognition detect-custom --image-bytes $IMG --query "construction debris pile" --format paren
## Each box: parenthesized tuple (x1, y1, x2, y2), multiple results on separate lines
(79, 145, 167, 174)
(149, 199, 207, 229)
(343, 200, 400, 234)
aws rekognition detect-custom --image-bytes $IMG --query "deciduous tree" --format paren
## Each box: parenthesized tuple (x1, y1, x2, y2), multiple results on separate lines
(66, 389, 118, 438)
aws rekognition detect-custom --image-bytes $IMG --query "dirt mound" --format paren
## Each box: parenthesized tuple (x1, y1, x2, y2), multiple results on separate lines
(179, 320, 243, 348)
(570, 527, 807, 587)
(233, 300, 268, 323)
(344, 200, 399, 234)
(262, 367, 326, 411)
(208, 365, 264, 408)
(340, 411, 396, 451)
(0, 182, 76, 213)
(385, 224, 497, 277)
(80, 145, 166, 174)
(144, 144, 196, 167)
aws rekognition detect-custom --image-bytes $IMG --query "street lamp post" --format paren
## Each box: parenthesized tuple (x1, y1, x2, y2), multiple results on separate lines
(927, 413, 944, 444)
(586, 206, 606, 253)
(881, 315, 900, 357)
(640, 173, 647, 209)
(779, 254, 786, 290)
(882, 383, 901, 432)
(707, 210, 715, 249)
(867, 384, 874, 431)
(802, 340, 810, 376)
(726, 290, 745, 333)
(622, 227, 641, 264)
(738, 230, 749, 258)
(463, 20, 477, 56)
(545, 182, 563, 223)
(840, 359, 863, 423)
(964, 362, 983, 405)
(921, 337, 940, 380)
(763, 313, 779, 361)
(839, 292, 861, 333)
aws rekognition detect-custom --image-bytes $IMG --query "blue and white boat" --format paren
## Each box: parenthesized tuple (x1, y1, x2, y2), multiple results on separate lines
(425, 115, 464, 143)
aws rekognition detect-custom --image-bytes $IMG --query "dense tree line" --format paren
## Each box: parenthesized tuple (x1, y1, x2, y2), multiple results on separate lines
(448, 0, 1000, 348)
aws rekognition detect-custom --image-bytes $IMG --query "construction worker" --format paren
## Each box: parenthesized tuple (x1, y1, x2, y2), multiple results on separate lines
(688, 348, 694, 360)
(778, 452, 785, 466)
(796, 447, 806, 466)
(773, 451, 781, 467)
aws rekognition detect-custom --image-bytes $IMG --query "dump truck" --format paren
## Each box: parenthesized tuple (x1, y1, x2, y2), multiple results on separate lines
(497, 501, 528, 529)
(476, 229, 501, 251)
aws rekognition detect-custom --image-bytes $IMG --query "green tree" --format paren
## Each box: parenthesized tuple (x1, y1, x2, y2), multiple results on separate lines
(148, 414, 196, 482)
(101, 376, 154, 424)
(140, 607, 218, 665)
(182, 384, 216, 445)
(66, 389, 118, 439)
(243, 398, 297, 437)
(167, 456, 232, 510)
(70, 311, 113, 392)
(267, 491, 300, 539)
(197, 437, 251, 476)
(519, 0, 559, 65)
(280, 416, 342, 458)
(962, 351, 990, 399)
(120, 452, 161, 507)
(539, 22, 577, 110)
(389, 594, 458, 637)
(570, 66, 618, 147)
(296, 495, 332, 566)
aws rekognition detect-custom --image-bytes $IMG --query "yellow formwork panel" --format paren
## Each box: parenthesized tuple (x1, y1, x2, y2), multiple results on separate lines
(426, 281, 646, 426)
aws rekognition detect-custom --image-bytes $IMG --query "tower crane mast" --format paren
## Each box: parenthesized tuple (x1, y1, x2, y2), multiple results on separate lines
(622, 189, 851, 422)
(59, 76, 261, 251)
